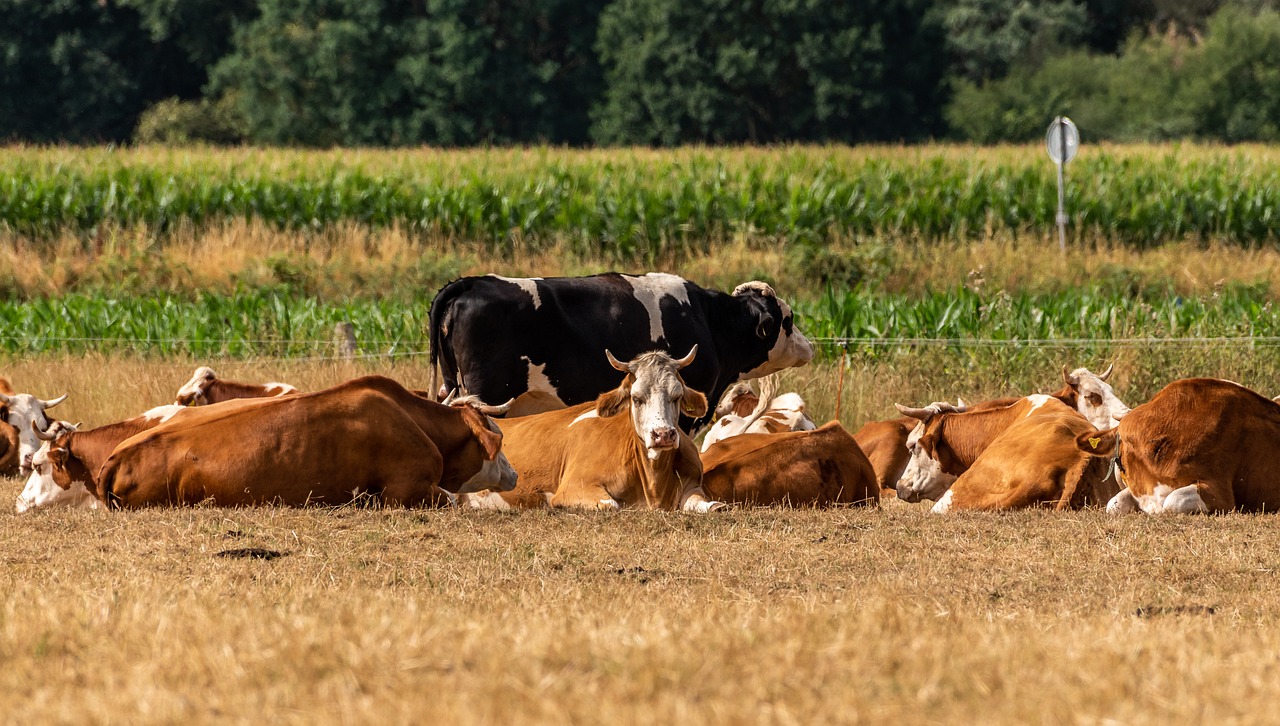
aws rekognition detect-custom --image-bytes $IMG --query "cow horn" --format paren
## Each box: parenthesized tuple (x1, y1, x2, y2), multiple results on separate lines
(894, 403, 936, 421)
(33, 420, 56, 441)
(475, 398, 515, 416)
(605, 349, 631, 373)
(955, 398, 968, 411)
(0, 392, 9, 404)
(1062, 366, 1079, 387)
(41, 393, 68, 409)
(1099, 363, 1114, 381)
(441, 389, 459, 406)
(674, 344, 698, 369)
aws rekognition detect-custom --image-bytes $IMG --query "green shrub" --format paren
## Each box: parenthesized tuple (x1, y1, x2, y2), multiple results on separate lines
(134, 96, 246, 145)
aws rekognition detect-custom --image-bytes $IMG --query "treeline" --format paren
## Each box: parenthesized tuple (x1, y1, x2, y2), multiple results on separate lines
(1, 0, 1276, 146)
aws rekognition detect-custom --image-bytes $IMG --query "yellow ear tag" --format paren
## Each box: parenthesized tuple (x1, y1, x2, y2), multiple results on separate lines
(1088, 437, 1101, 449)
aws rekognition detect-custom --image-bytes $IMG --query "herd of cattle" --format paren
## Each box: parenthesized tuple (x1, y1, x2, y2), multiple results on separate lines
(6, 271, 1280, 515)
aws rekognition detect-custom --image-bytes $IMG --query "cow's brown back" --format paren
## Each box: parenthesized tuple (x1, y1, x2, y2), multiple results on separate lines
(1117, 378, 1280, 512)
(701, 421, 877, 507)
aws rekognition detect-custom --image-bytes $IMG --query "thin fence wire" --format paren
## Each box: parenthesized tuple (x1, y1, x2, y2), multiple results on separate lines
(0, 332, 1273, 366)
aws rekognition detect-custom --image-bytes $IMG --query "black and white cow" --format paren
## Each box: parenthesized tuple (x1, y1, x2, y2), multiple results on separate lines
(428, 273, 814, 428)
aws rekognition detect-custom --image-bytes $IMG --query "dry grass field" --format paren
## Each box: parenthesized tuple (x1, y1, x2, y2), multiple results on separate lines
(4, 354, 1280, 723)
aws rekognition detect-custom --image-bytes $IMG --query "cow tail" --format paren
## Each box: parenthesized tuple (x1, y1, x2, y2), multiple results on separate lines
(428, 281, 460, 402)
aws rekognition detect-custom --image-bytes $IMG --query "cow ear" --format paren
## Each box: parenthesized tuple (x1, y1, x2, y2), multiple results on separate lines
(460, 408, 502, 461)
(680, 387, 708, 418)
(1076, 429, 1118, 458)
(595, 386, 629, 418)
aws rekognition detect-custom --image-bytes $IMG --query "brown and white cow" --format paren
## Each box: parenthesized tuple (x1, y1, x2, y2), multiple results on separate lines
(16, 405, 187, 512)
(1077, 378, 1280, 514)
(930, 402, 1114, 513)
(700, 375, 816, 452)
(96, 376, 515, 508)
(175, 366, 298, 406)
(0, 384, 69, 475)
(894, 365, 1129, 502)
(700, 421, 878, 507)
(462, 348, 719, 512)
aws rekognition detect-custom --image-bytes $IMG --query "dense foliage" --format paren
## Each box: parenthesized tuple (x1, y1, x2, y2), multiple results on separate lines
(1, 0, 1274, 145)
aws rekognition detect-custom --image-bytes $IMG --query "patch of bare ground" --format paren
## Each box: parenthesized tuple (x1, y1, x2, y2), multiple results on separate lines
(2, 500, 1276, 724)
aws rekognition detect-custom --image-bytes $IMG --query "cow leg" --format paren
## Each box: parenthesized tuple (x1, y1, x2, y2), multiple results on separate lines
(550, 483, 621, 510)
(679, 487, 726, 513)
(1161, 485, 1209, 514)
(1106, 488, 1139, 514)
(458, 489, 513, 511)
(384, 481, 456, 508)
(930, 489, 954, 514)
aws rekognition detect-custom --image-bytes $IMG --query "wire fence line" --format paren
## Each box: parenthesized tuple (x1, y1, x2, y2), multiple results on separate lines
(0, 331, 1275, 364)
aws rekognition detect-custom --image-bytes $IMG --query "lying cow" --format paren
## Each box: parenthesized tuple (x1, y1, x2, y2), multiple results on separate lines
(700, 375, 815, 452)
(931, 400, 1114, 513)
(428, 273, 814, 426)
(16, 405, 186, 512)
(96, 376, 515, 508)
(462, 348, 719, 512)
(894, 365, 1129, 502)
(0, 386, 68, 475)
(700, 422, 878, 507)
(175, 366, 298, 406)
(1078, 378, 1280, 514)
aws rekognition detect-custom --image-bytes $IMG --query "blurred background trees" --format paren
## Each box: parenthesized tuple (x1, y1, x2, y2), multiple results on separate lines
(0, 0, 1276, 145)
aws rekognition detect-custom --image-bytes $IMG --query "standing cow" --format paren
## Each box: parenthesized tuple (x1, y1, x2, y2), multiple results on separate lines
(428, 273, 814, 427)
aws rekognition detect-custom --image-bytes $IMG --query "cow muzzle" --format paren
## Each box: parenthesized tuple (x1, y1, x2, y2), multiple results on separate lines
(648, 427, 678, 451)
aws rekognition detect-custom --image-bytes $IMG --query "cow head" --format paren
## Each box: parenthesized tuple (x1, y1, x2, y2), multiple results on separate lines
(444, 396, 519, 493)
(175, 366, 218, 406)
(1061, 364, 1129, 430)
(732, 282, 815, 379)
(0, 390, 68, 475)
(596, 347, 708, 460)
(893, 402, 964, 502)
(16, 421, 98, 513)
(714, 381, 758, 420)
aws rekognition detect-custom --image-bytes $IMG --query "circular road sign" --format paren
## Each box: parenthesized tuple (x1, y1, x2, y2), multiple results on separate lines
(1045, 117, 1079, 164)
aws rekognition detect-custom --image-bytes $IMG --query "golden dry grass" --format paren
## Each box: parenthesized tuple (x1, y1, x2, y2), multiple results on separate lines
(5, 490, 1280, 724)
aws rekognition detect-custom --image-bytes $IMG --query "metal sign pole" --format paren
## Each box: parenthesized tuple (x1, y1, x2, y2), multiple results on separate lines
(1045, 116, 1078, 255)
(1056, 118, 1067, 253)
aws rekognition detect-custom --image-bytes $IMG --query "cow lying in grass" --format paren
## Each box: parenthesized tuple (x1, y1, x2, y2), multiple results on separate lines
(930, 398, 1115, 513)
(94, 376, 515, 508)
(175, 366, 298, 406)
(462, 348, 720, 512)
(700, 375, 815, 452)
(700, 421, 878, 507)
(1078, 378, 1280, 514)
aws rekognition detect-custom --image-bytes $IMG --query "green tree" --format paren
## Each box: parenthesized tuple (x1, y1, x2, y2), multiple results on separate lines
(0, 0, 194, 142)
(1179, 5, 1280, 141)
(591, 0, 947, 145)
(937, 0, 1088, 84)
(211, 0, 606, 146)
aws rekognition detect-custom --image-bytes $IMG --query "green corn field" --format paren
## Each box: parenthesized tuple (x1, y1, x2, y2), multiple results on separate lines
(3, 145, 1280, 255)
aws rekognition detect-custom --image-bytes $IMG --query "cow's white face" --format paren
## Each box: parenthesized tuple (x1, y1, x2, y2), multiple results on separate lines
(734, 284, 815, 379)
(896, 422, 957, 503)
(629, 363, 688, 458)
(0, 392, 68, 475)
(16, 438, 98, 513)
(598, 349, 707, 461)
(175, 366, 217, 406)
(1067, 367, 1129, 430)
